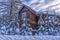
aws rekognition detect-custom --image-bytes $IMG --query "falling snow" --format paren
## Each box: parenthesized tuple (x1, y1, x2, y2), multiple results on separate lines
(0, 0, 60, 36)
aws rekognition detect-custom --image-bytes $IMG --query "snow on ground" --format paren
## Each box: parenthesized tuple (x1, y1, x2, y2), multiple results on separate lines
(0, 35, 60, 40)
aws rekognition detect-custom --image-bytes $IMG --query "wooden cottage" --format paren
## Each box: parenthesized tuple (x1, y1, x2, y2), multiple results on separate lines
(18, 5, 60, 35)
(18, 5, 39, 35)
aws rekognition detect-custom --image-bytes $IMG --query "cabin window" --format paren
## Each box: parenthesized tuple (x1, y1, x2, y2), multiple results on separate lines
(21, 12, 27, 21)
(21, 12, 27, 27)
(21, 12, 30, 27)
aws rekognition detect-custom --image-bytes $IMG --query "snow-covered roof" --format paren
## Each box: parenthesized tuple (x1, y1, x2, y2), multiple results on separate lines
(19, 4, 37, 16)
(20, 0, 60, 15)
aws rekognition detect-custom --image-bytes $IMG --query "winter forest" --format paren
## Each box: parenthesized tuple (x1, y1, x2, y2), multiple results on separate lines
(0, 0, 60, 36)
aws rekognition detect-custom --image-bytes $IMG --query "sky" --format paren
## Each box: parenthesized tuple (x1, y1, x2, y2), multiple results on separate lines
(21, 0, 60, 13)
(0, 0, 9, 2)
